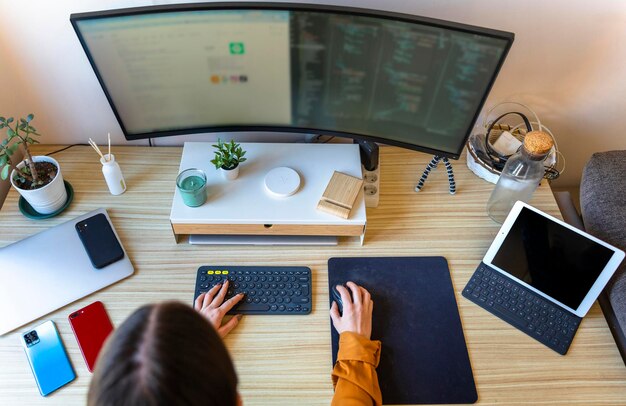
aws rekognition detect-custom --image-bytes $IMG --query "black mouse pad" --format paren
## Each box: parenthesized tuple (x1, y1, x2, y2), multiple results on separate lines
(329, 256, 477, 404)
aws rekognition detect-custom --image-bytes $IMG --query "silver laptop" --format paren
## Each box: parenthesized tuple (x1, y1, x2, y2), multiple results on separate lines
(463, 201, 624, 354)
(0, 208, 134, 335)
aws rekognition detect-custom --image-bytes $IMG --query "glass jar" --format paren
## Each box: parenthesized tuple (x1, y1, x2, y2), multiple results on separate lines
(486, 131, 553, 223)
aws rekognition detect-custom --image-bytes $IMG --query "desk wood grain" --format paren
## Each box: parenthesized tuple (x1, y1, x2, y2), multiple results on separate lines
(1, 145, 625, 405)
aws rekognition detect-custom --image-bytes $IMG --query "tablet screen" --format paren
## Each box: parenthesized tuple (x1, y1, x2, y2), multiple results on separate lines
(492, 207, 614, 310)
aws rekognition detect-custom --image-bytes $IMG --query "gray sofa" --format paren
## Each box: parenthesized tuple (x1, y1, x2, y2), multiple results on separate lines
(555, 150, 626, 365)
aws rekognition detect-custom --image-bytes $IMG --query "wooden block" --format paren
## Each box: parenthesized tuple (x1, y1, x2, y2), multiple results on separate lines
(317, 199, 351, 219)
(317, 171, 363, 218)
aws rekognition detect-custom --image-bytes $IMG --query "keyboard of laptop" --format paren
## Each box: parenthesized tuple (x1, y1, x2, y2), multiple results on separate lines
(462, 264, 581, 355)
(193, 266, 312, 315)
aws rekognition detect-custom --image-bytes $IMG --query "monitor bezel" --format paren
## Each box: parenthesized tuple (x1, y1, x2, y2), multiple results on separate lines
(70, 2, 514, 159)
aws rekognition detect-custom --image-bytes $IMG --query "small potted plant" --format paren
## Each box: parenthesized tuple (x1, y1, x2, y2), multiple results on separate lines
(0, 114, 68, 215)
(210, 138, 247, 180)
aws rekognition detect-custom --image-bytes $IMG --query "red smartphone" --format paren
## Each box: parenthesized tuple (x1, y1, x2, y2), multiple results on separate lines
(68, 301, 113, 372)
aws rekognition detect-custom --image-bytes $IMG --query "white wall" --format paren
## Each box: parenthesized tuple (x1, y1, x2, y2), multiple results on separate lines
(0, 23, 29, 207)
(1, 0, 625, 187)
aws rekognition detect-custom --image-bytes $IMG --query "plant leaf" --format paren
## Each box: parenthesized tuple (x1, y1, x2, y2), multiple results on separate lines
(1, 164, 9, 180)
(0, 155, 7, 166)
(7, 117, 13, 124)
(26, 114, 34, 122)
(7, 128, 15, 137)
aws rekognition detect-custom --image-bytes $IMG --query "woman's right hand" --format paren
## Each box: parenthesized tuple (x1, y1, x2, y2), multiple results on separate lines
(194, 280, 244, 338)
(329, 281, 373, 340)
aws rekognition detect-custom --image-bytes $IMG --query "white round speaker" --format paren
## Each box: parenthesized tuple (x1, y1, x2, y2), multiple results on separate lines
(264, 167, 301, 197)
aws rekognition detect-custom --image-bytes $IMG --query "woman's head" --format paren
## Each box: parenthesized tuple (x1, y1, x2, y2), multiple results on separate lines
(88, 302, 238, 406)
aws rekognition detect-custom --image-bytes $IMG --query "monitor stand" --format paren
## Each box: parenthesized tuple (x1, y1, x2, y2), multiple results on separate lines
(170, 142, 367, 245)
(189, 234, 337, 246)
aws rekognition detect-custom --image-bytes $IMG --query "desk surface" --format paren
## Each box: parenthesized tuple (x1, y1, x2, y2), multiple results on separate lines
(1, 145, 625, 405)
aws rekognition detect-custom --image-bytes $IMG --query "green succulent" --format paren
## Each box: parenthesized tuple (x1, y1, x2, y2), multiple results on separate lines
(0, 113, 41, 185)
(210, 138, 247, 170)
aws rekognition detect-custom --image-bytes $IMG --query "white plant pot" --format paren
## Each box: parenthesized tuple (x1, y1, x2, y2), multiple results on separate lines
(220, 165, 240, 180)
(10, 155, 67, 215)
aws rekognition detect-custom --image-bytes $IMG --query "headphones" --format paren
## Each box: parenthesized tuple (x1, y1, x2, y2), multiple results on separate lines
(484, 111, 533, 171)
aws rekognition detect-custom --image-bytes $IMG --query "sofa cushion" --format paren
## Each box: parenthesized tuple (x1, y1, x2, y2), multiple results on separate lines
(580, 150, 626, 330)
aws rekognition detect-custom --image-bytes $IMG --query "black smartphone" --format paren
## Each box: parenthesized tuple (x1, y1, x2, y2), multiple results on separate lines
(75, 213, 124, 269)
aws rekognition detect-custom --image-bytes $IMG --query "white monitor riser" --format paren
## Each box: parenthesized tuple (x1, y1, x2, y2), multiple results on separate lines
(188, 234, 338, 246)
(170, 142, 367, 245)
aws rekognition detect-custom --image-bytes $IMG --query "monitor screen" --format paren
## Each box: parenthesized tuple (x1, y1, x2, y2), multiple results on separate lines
(71, 3, 513, 158)
(492, 207, 615, 310)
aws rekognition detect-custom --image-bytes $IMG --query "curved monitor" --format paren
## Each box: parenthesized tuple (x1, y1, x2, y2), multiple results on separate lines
(71, 2, 513, 158)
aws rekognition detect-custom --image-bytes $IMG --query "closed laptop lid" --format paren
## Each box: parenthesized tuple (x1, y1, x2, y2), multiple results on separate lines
(483, 201, 624, 317)
(0, 208, 134, 335)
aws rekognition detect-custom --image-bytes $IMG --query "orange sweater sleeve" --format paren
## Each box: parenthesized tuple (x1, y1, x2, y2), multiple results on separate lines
(331, 332, 382, 406)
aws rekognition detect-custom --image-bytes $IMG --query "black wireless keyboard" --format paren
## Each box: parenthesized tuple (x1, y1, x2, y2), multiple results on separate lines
(462, 264, 581, 355)
(193, 266, 312, 315)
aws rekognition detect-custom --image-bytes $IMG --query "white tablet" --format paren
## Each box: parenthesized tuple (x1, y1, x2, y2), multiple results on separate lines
(483, 201, 625, 318)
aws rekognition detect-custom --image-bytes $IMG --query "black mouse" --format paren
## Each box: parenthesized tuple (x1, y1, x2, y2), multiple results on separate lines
(331, 284, 351, 314)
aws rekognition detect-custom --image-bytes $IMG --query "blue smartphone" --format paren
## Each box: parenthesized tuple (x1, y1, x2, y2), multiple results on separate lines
(21, 320, 76, 396)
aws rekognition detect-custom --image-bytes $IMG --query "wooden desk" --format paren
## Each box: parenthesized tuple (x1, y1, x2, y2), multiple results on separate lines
(1, 145, 625, 405)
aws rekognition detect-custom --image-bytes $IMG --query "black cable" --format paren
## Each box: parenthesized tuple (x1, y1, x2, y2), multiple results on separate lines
(148, 138, 153, 147)
(45, 143, 90, 156)
(322, 136, 335, 143)
(484, 111, 532, 169)
(544, 166, 561, 180)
